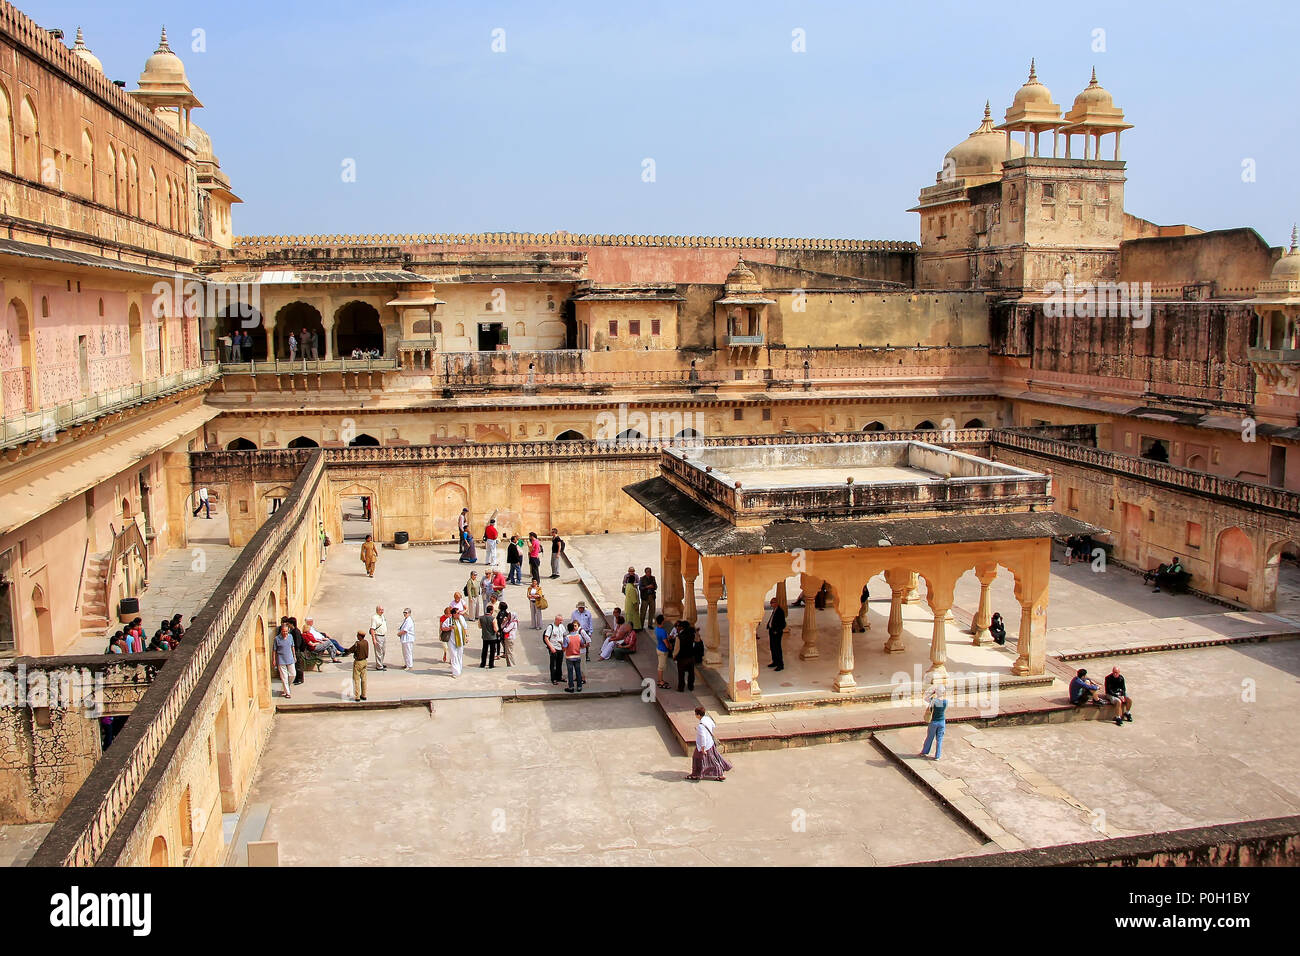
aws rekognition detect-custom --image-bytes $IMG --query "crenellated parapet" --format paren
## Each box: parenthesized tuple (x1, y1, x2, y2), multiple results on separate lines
(230, 233, 919, 253)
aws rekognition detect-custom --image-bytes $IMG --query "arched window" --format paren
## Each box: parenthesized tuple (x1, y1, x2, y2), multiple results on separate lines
(226, 437, 257, 450)
(862, 421, 886, 432)
(7, 298, 35, 411)
(963, 418, 986, 428)
(348, 433, 380, 447)
(147, 167, 157, 221)
(128, 155, 139, 217)
(287, 436, 319, 448)
(915, 420, 937, 430)
(0, 83, 13, 174)
(334, 301, 384, 356)
(81, 128, 94, 199)
(18, 95, 37, 181)
(616, 429, 644, 442)
(555, 429, 585, 441)
(149, 835, 168, 867)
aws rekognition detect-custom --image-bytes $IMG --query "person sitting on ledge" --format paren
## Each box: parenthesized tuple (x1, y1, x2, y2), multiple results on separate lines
(989, 611, 1007, 646)
(105, 632, 126, 654)
(303, 617, 346, 661)
(1069, 668, 1105, 706)
(600, 608, 636, 660)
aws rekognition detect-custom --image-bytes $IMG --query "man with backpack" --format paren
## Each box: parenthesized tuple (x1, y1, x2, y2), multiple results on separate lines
(543, 614, 566, 685)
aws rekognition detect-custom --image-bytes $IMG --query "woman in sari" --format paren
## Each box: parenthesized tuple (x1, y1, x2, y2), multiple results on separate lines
(448, 607, 468, 677)
(623, 579, 642, 630)
(687, 706, 731, 781)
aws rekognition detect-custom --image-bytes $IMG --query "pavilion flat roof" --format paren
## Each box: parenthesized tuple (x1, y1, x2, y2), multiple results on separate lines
(662, 440, 1052, 523)
(624, 475, 1103, 557)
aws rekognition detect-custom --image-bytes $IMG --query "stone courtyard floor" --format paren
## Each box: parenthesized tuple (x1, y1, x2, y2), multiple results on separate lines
(230, 532, 1300, 866)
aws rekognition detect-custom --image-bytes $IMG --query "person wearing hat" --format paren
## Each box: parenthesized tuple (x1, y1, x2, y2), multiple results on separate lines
(398, 608, 416, 670)
(570, 601, 594, 662)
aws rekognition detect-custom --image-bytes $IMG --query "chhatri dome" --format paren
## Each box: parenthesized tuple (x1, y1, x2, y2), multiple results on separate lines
(724, 255, 763, 293)
(70, 27, 103, 73)
(1007, 58, 1058, 117)
(137, 27, 198, 100)
(1271, 226, 1300, 281)
(942, 101, 1024, 181)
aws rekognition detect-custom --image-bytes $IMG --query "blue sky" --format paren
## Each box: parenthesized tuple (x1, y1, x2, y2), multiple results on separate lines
(30, 0, 1300, 246)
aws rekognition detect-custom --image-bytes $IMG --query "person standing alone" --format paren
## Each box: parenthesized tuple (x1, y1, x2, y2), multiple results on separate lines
(638, 567, 657, 632)
(484, 517, 499, 567)
(398, 608, 416, 670)
(765, 597, 786, 671)
(360, 534, 379, 578)
(370, 605, 388, 671)
(274, 623, 296, 699)
(549, 528, 565, 579)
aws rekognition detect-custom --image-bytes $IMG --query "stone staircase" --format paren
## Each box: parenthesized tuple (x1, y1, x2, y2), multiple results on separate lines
(79, 552, 111, 632)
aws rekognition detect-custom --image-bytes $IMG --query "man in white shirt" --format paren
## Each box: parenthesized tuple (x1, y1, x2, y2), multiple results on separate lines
(370, 605, 388, 671)
(302, 617, 345, 661)
(457, 508, 469, 556)
(570, 602, 594, 661)
(192, 486, 210, 519)
(398, 608, 416, 670)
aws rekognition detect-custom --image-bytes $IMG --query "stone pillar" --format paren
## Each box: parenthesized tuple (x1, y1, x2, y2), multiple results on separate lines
(682, 546, 699, 623)
(883, 569, 908, 653)
(728, 616, 761, 701)
(262, 316, 277, 361)
(1012, 540, 1051, 676)
(925, 573, 955, 678)
(704, 596, 721, 665)
(905, 570, 922, 604)
(971, 564, 997, 645)
(661, 526, 683, 619)
(322, 318, 336, 360)
(832, 614, 856, 692)
(798, 575, 820, 660)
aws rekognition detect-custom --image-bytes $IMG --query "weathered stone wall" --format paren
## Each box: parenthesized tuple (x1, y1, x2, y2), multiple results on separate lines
(0, 656, 159, 823)
(1120, 227, 1280, 299)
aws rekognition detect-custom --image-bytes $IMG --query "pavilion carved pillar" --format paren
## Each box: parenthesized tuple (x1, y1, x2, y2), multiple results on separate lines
(971, 563, 997, 645)
(883, 569, 908, 653)
(832, 613, 856, 692)
(798, 573, 820, 660)
(322, 317, 336, 360)
(702, 570, 723, 666)
(262, 316, 277, 361)
(924, 573, 956, 678)
(725, 560, 767, 701)
(681, 546, 699, 623)
(661, 526, 684, 619)
(905, 571, 922, 604)
(1012, 540, 1051, 676)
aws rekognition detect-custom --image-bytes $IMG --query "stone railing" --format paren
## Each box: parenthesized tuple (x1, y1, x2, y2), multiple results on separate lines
(29, 450, 327, 867)
(231, 233, 919, 252)
(0, 364, 220, 448)
(218, 357, 398, 374)
(992, 430, 1300, 517)
(322, 429, 994, 464)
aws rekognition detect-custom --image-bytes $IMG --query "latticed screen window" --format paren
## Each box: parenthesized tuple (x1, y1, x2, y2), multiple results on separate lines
(651, 320, 661, 336)
(608, 320, 617, 337)
(629, 320, 641, 336)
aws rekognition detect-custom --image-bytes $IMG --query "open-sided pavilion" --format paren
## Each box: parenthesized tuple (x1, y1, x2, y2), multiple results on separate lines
(625, 440, 1101, 703)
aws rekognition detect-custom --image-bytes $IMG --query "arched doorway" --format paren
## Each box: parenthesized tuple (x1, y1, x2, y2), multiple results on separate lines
(226, 437, 257, 450)
(334, 301, 383, 357)
(432, 481, 468, 542)
(7, 298, 36, 411)
(915, 420, 937, 430)
(149, 835, 168, 867)
(555, 429, 585, 441)
(862, 421, 886, 432)
(963, 418, 986, 428)
(127, 302, 143, 380)
(274, 302, 325, 360)
(338, 485, 376, 542)
(287, 436, 319, 448)
(616, 428, 644, 442)
(1264, 539, 1300, 614)
(217, 304, 264, 361)
(348, 433, 379, 447)
(1215, 527, 1253, 594)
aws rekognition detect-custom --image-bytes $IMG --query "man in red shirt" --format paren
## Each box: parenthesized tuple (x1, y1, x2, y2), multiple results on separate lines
(563, 621, 590, 693)
(484, 517, 500, 567)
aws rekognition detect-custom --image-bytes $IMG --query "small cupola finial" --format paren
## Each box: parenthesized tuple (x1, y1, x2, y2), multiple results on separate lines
(1028, 57, 1037, 82)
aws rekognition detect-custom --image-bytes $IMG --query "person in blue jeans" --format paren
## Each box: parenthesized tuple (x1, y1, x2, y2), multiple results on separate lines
(919, 680, 951, 759)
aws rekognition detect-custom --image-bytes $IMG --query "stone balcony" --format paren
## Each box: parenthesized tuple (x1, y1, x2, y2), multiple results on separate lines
(0, 364, 220, 449)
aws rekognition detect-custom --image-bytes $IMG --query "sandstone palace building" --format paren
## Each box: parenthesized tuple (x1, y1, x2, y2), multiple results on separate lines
(0, 2, 1297, 865)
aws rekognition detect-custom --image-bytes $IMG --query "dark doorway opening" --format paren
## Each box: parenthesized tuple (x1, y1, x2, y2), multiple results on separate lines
(478, 322, 504, 351)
